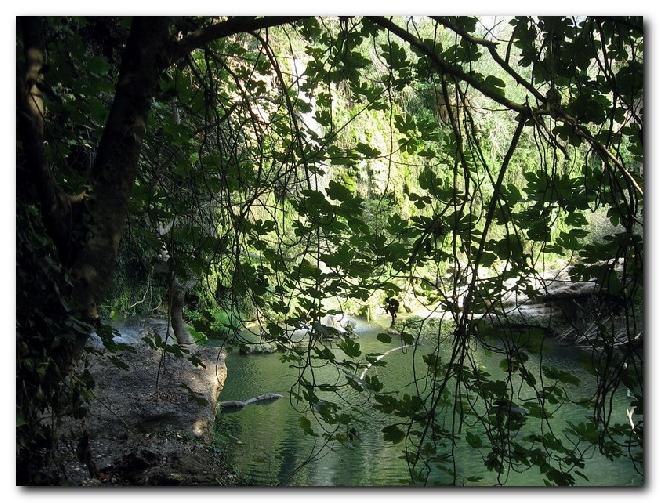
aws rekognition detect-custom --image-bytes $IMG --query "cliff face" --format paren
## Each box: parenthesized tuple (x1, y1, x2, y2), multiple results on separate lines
(53, 318, 232, 485)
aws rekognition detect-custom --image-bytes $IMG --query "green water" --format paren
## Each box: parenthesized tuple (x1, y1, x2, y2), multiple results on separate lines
(214, 316, 643, 486)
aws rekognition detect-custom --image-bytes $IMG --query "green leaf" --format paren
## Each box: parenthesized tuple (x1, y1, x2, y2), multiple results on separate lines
(382, 424, 405, 444)
(87, 56, 110, 76)
(338, 338, 361, 358)
(299, 416, 317, 436)
(108, 355, 129, 370)
(180, 383, 209, 407)
(355, 142, 380, 158)
(542, 366, 581, 386)
(466, 431, 483, 448)
(483, 75, 506, 95)
(327, 180, 353, 202)
(377, 332, 392, 343)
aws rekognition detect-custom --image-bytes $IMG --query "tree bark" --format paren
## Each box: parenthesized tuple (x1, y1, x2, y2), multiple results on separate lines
(68, 17, 172, 321)
(170, 16, 307, 63)
(169, 275, 194, 345)
(17, 17, 73, 261)
(68, 17, 308, 321)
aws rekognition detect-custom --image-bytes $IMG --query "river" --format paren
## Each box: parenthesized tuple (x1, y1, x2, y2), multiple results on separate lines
(213, 315, 642, 486)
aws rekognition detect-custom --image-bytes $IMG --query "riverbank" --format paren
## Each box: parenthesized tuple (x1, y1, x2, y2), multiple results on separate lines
(45, 318, 235, 486)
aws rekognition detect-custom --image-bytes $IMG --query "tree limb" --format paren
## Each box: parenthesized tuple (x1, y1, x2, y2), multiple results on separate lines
(432, 16, 546, 104)
(366, 16, 529, 114)
(368, 16, 643, 197)
(434, 16, 643, 196)
(461, 117, 526, 321)
(170, 16, 308, 63)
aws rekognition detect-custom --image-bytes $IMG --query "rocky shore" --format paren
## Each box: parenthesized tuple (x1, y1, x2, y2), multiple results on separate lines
(49, 318, 234, 485)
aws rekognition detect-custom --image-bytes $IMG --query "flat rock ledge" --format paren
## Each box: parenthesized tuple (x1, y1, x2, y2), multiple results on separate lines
(51, 318, 233, 486)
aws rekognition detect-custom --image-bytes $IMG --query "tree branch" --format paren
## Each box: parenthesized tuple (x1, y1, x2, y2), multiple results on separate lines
(461, 117, 526, 320)
(368, 16, 643, 197)
(432, 16, 546, 104)
(433, 16, 643, 196)
(170, 16, 308, 62)
(366, 16, 529, 114)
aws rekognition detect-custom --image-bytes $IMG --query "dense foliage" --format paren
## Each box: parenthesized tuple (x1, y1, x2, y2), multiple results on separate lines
(17, 16, 643, 485)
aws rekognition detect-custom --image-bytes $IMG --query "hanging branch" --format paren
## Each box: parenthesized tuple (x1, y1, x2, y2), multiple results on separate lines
(367, 16, 643, 197)
(170, 17, 308, 63)
(460, 116, 527, 325)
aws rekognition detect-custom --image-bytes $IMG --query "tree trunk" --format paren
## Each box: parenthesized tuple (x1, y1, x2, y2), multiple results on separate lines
(170, 276, 194, 345)
(68, 17, 172, 321)
(17, 16, 304, 483)
(24, 16, 306, 322)
(17, 17, 73, 262)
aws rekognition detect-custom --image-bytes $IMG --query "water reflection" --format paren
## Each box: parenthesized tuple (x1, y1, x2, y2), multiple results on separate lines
(214, 316, 642, 486)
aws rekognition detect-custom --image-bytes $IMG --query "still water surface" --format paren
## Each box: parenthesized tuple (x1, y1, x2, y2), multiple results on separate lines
(214, 316, 642, 486)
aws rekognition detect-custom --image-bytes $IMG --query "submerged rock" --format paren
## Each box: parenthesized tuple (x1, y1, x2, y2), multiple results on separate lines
(494, 405, 529, 417)
(219, 392, 284, 412)
(239, 342, 277, 354)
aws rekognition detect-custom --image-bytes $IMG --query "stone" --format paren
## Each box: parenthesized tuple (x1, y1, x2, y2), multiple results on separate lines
(219, 392, 284, 412)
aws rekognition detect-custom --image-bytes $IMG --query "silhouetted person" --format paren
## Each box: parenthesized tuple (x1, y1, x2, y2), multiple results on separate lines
(385, 297, 400, 327)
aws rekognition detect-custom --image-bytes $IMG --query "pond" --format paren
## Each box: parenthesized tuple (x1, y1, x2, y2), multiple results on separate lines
(213, 315, 642, 487)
